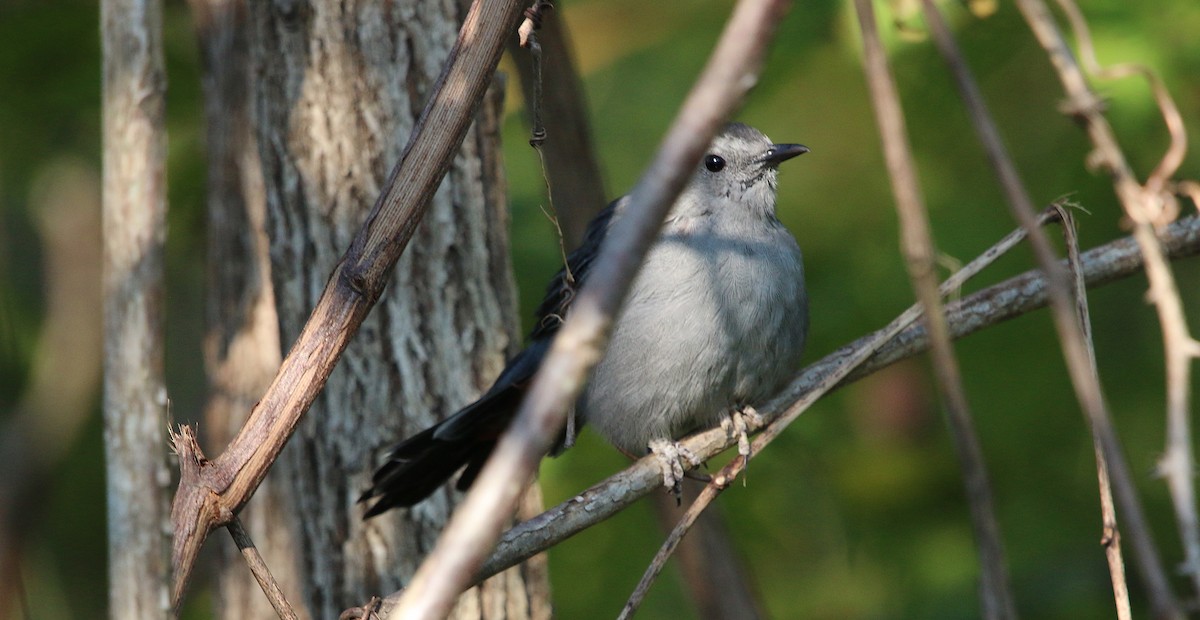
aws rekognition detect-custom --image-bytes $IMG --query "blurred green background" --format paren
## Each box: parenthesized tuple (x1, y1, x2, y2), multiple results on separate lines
(2, 0, 1199, 617)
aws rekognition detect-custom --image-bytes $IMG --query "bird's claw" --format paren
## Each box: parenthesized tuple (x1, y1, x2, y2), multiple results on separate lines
(648, 438, 702, 503)
(721, 405, 764, 459)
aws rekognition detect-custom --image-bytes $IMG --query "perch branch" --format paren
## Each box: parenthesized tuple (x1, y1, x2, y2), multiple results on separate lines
(383, 0, 793, 617)
(614, 205, 1045, 614)
(470, 214, 1200, 583)
(856, 1, 1015, 616)
(167, 0, 525, 606)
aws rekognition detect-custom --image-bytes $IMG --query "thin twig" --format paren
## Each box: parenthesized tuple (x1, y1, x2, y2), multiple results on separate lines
(856, 2, 1016, 616)
(1051, 0, 1200, 597)
(1053, 0, 1187, 201)
(620, 457, 748, 619)
(1017, 1, 1193, 613)
(227, 517, 298, 620)
(507, 3, 606, 247)
(920, 0, 1178, 613)
(385, 1, 792, 617)
(468, 214, 1200, 585)
(1054, 202, 1133, 620)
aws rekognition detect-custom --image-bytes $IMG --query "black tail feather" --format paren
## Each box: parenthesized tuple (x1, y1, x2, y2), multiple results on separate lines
(360, 428, 490, 517)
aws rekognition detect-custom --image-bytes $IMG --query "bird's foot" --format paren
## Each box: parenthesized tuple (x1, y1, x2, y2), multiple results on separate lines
(648, 438, 702, 502)
(721, 405, 765, 459)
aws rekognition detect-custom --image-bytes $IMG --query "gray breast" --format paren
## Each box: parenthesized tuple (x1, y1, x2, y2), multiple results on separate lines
(578, 222, 807, 455)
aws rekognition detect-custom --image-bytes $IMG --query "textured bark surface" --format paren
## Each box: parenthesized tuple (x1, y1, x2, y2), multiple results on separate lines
(189, 0, 301, 617)
(101, 0, 173, 617)
(244, 1, 543, 616)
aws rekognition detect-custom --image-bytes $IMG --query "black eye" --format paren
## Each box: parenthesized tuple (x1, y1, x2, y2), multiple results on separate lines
(704, 154, 726, 172)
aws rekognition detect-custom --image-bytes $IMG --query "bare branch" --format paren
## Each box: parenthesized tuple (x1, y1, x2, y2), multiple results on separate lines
(168, 0, 526, 605)
(856, 1, 1015, 615)
(1017, 0, 1194, 612)
(227, 517, 298, 620)
(385, 1, 793, 616)
(1055, 203, 1133, 620)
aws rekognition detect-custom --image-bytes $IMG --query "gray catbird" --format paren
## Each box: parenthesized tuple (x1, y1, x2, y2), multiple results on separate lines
(361, 122, 809, 517)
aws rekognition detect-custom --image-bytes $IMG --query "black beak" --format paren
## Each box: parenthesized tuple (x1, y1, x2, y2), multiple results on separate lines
(759, 143, 810, 167)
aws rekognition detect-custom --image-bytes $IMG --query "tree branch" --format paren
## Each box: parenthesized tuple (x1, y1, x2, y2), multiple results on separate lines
(168, 0, 525, 606)
(471, 214, 1200, 582)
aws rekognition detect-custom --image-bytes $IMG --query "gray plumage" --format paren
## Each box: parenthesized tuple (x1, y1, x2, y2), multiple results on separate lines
(580, 125, 808, 454)
(361, 122, 809, 516)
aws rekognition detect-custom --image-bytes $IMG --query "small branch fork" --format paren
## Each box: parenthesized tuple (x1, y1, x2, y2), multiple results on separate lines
(1017, 0, 1200, 610)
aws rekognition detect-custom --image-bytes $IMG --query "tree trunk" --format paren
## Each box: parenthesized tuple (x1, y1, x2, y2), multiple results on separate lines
(210, 1, 550, 617)
(188, 0, 301, 617)
(101, 0, 173, 617)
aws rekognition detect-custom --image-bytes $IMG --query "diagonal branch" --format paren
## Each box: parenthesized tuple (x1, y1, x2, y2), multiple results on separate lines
(855, 1, 1016, 616)
(1017, 0, 1195, 612)
(382, 0, 793, 617)
(167, 0, 525, 606)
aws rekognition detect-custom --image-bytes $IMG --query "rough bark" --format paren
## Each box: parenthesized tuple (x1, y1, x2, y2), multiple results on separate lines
(188, 0, 301, 617)
(101, 0, 173, 616)
(246, 1, 544, 617)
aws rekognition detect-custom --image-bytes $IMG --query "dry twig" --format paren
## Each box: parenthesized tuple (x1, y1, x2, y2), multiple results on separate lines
(1049, 0, 1200, 599)
(1054, 202, 1133, 620)
(227, 517, 297, 620)
(913, 0, 1178, 613)
(1017, 0, 1194, 613)
(856, 1, 1016, 615)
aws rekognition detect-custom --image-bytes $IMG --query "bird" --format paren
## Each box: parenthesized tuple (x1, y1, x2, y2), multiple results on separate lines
(360, 122, 809, 517)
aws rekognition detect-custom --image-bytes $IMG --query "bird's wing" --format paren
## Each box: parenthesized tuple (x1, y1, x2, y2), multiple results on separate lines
(361, 197, 625, 514)
(430, 196, 623, 443)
